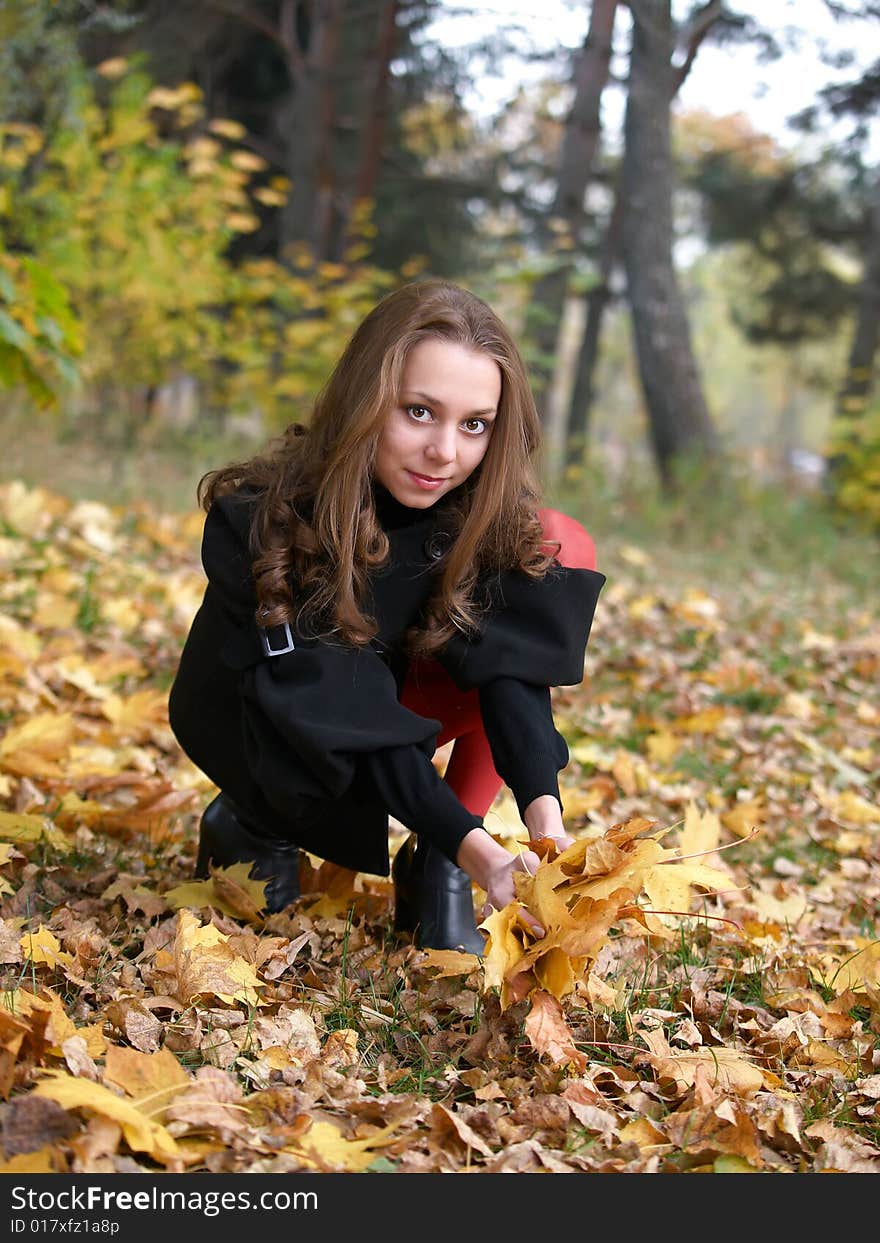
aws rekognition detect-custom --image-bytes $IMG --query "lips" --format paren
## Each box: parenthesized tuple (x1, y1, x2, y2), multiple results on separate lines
(402, 467, 449, 487)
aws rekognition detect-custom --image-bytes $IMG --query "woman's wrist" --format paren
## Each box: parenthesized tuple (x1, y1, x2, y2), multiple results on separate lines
(523, 793, 566, 841)
(456, 826, 515, 892)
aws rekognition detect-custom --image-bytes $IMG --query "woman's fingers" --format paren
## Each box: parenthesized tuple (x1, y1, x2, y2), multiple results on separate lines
(481, 851, 546, 938)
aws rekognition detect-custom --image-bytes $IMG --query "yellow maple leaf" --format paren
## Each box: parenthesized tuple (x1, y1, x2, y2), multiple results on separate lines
(32, 592, 78, 629)
(0, 811, 70, 853)
(833, 790, 880, 825)
(0, 712, 76, 779)
(643, 859, 733, 933)
(33, 1069, 180, 1162)
(814, 940, 880, 996)
(19, 926, 75, 971)
(289, 1118, 402, 1172)
(680, 800, 722, 856)
(103, 1046, 190, 1118)
(413, 947, 483, 976)
(101, 689, 170, 738)
(645, 731, 681, 765)
(721, 797, 766, 838)
(0, 1146, 59, 1173)
(164, 863, 268, 923)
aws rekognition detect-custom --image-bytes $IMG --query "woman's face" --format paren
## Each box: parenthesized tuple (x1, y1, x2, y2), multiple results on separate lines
(373, 338, 501, 508)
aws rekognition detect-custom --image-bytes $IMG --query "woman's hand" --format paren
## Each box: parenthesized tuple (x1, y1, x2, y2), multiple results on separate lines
(480, 848, 544, 937)
(456, 829, 545, 937)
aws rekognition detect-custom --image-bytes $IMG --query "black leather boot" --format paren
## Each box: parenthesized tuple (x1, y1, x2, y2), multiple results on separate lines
(195, 793, 300, 914)
(392, 834, 487, 956)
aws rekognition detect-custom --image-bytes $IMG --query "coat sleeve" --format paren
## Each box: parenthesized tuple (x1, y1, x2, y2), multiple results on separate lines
(435, 562, 606, 692)
(477, 678, 570, 818)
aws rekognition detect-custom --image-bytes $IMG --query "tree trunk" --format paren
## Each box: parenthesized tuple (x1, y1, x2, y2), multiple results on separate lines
(338, 0, 400, 261)
(564, 1, 723, 471)
(525, 0, 618, 426)
(277, 0, 344, 265)
(620, 0, 720, 491)
(827, 168, 880, 480)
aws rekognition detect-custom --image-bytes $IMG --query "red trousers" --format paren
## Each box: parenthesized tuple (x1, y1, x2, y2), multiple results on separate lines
(399, 509, 596, 818)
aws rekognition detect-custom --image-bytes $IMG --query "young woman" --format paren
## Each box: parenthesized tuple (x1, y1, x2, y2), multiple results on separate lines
(168, 280, 605, 956)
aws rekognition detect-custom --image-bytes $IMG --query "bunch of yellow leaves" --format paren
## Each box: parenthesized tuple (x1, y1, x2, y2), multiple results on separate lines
(480, 816, 733, 1066)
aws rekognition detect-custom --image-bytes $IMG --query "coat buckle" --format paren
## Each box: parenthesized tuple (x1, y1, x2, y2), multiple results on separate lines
(258, 622, 296, 657)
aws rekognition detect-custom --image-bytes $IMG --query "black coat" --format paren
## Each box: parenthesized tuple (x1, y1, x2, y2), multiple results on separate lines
(168, 486, 605, 875)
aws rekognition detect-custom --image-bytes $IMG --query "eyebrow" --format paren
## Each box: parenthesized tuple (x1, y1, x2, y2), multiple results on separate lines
(404, 390, 497, 417)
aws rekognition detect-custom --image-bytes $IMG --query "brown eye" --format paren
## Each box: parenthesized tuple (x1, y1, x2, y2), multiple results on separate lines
(463, 418, 487, 434)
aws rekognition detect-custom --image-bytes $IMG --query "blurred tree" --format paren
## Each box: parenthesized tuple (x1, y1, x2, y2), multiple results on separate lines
(80, 0, 493, 275)
(564, 2, 738, 476)
(620, 0, 721, 490)
(676, 0, 880, 520)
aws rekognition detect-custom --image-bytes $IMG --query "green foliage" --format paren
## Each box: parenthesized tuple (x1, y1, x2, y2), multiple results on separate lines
(0, 58, 398, 428)
(0, 249, 82, 408)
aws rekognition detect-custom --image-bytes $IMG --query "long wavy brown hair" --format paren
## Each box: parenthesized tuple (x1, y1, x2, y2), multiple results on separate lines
(199, 278, 558, 656)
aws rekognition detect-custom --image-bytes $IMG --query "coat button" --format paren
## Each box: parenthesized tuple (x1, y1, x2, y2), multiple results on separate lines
(424, 532, 450, 561)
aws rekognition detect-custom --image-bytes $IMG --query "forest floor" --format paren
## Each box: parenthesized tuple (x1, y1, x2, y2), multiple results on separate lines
(0, 465, 878, 1177)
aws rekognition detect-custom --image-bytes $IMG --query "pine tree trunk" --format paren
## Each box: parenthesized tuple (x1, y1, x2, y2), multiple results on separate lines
(566, 185, 623, 468)
(338, 0, 399, 260)
(620, 0, 720, 491)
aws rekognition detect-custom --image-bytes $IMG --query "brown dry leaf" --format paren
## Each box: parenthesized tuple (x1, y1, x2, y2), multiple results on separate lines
(104, 998, 164, 1053)
(166, 909, 266, 1006)
(101, 877, 169, 919)
(523, 989, 587, 1072)
(165, 1067, 249, 1142)
(68, 1117, 124, 1171)
(638, 1026, 764, 1098)
(805, 1119, 880, 1172)
(0, 1092, 80, 1155)
(430, 1102, 494, 1157)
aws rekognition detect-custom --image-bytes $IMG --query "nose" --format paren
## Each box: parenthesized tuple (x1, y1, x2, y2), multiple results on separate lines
(425, 423, 457, 466)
